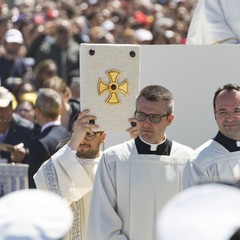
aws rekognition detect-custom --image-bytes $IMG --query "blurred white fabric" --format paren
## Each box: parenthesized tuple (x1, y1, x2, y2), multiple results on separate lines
(186, 0, 240, 44)
(157, 183, 240, 240)
(0, 189, 73, 240)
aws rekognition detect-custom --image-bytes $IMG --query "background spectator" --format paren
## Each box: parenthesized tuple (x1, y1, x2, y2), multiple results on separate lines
(33, 58, 58, 89)
(0, 86, 33, 164)
(42, 76, 80, 131)
(15, 100, 35, 123)
(34, 18, 80, 85)
(0, 29, 33, 91)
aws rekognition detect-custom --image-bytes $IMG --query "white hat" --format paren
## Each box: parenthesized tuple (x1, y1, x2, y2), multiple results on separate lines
(135, 28, 153, 42)
(0, 87, 13, 108)
(101, 20, 115, 32)
(157, 184, 240, 240)
(0, 189, 73, 240)
(4, 29, 23, 44)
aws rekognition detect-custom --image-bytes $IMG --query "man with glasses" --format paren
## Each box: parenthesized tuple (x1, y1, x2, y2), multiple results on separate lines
(87, 85, 194, 240)
(34, 109, 106, 240)
(184, 83, 240, 188)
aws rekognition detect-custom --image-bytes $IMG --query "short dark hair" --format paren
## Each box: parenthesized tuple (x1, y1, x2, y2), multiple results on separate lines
(35, 88, 62, 120)
(213, 83, 240, 110)
(136, 85, 174, 114)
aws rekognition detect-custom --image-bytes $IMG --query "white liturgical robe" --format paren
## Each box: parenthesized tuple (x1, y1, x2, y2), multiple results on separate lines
(86, 139, 193, 240)
(34, 145, 101, 240)
(186, 0, 240, 44)
(183, 140, 240, 188)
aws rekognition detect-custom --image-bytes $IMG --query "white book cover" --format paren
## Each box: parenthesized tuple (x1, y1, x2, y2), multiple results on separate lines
(80, 43, 140, 132)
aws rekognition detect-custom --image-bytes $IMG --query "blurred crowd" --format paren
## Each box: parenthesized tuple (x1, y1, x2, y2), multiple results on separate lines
(0, 0, 198, 46)
(0, 0, 197, 123)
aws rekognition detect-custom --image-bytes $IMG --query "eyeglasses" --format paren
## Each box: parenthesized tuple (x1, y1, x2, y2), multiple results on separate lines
(134, 111, 168, 123)
(85, 131, 103, 141)
(215, 108, 240, 118)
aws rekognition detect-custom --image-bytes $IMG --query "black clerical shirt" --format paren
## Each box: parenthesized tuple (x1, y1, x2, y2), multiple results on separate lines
(213, 131, 240, 152)
(135, 136, 172, 155)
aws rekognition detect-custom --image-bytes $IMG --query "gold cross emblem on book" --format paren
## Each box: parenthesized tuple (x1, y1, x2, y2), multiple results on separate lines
(98, 70, 129, 104)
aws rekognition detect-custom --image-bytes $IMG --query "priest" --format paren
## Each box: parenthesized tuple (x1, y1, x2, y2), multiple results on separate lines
(34, 110, 106, 240)
(184, 83, 240, 188)
(86, 85, 194, 240)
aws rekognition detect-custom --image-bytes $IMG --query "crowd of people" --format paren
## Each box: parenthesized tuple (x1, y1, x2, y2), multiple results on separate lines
(0, 0, 198, 48)
(1, 0, 238, 89)
(0, 0, 198, 93)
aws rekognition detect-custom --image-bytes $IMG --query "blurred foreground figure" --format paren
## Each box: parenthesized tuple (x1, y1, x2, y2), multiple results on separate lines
(157, 183, 240, 240)
(0, 189, 73, 240)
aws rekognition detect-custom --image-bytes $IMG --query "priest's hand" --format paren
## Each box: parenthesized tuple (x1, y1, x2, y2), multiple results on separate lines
(68, 109, 98, 150)
(127, 117, 138, 139)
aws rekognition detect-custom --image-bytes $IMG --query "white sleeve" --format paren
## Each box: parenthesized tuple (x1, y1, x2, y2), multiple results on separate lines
(86, 154, 128, 240)
(186, 0, 240, 44)
(34, 145, 93, 204)
(182, 159, 210, 189)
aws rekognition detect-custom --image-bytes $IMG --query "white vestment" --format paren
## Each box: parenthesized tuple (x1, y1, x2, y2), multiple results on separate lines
(186, 0, 240, 44)
(183, 140, 240, 189)
(86, 139, 193, 240)
(34, 145, 100, 240)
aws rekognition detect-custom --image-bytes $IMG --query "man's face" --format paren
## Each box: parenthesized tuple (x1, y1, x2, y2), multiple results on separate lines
(16, 101, 35, 123)
(215, 89, 240, 141)
(135, 96, 174, 144)
(0, 104, 12, 132)
(55, 22, 71, 48)
(4, 42, 21, 55)
(76, 132, 105, 159)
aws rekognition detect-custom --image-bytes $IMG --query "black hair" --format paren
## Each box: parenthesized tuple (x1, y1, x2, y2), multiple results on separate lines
(213, 83, 240, 110)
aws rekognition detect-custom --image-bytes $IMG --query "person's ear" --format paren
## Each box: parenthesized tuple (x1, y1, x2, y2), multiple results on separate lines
(101, 132, 107, 143)
(166, 114, 174, 126)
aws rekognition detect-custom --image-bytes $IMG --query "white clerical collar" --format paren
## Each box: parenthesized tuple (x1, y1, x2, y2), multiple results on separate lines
(237, 141, 240, 147)
(139, 135, 167, 151)
(78, 156, 101, 165)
